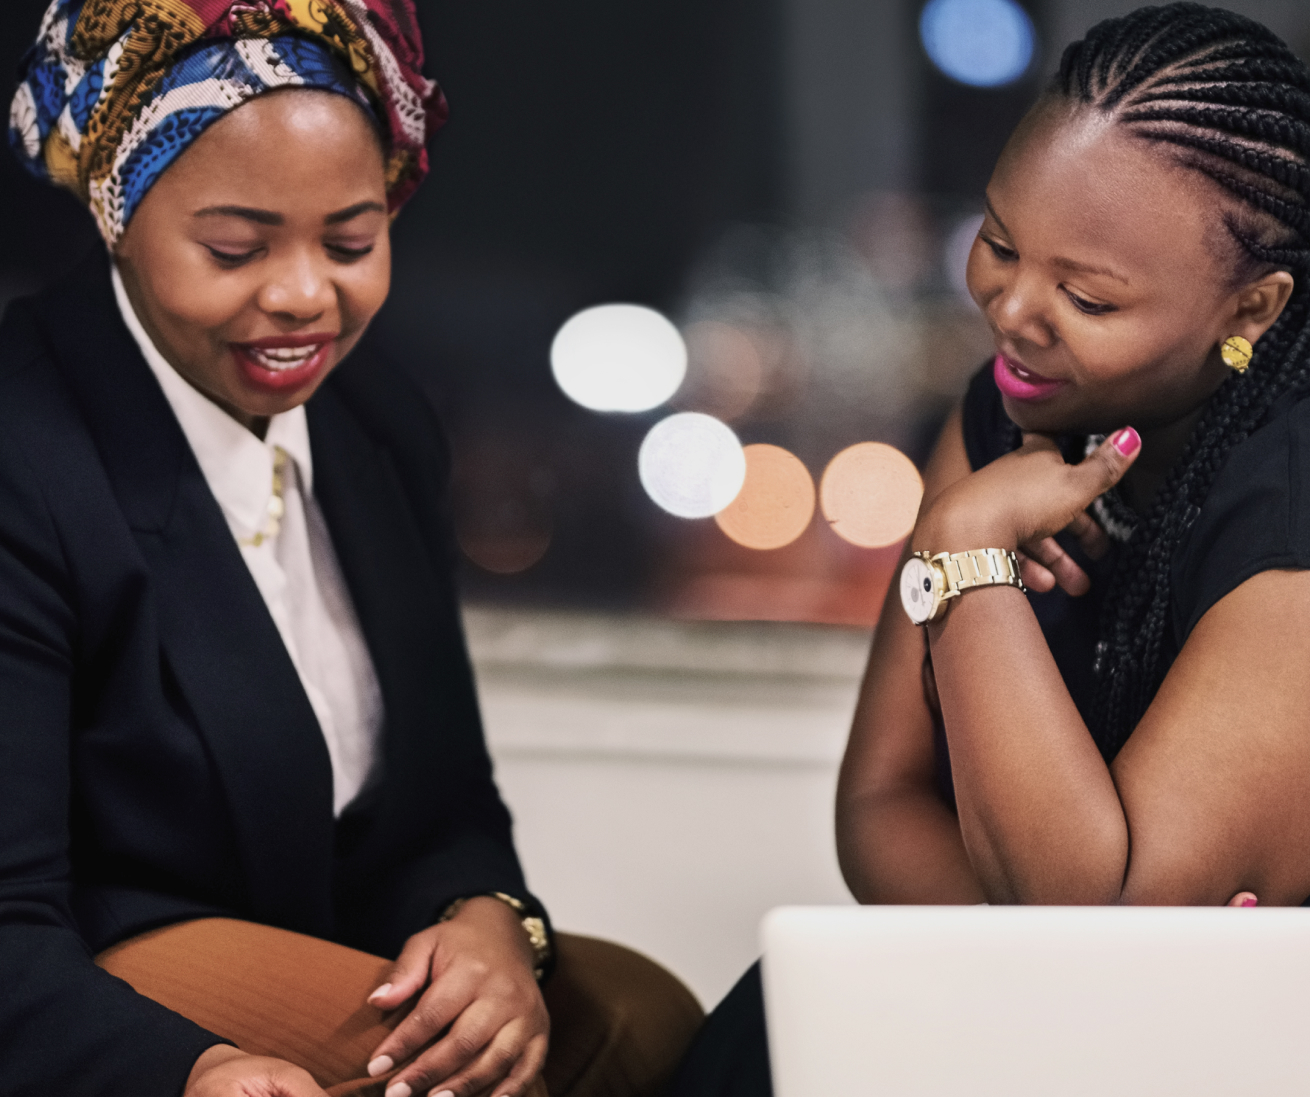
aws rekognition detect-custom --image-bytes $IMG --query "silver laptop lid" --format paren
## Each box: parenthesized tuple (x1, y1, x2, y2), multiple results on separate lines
(762, 906, 1310, 1097)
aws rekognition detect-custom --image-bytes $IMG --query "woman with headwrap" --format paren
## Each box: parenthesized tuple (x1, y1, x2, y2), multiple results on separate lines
(1, 3, 702, 1095)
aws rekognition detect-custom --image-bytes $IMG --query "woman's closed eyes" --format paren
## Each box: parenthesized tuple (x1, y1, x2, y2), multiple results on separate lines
(980, 234, 1119, 317)
(201, 240, 378, 267)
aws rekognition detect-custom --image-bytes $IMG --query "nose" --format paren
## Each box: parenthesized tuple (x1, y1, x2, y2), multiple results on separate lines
(256, 247, 335, 322)
(987, 268, 1057, 350)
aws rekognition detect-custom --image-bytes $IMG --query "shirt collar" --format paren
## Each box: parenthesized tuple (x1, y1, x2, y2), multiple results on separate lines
(111, 264, 315, 533)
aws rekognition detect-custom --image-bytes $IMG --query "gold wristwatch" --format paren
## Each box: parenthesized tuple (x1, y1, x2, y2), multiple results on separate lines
(441, 892, 552, 980)
(899, 548, 1025, 625)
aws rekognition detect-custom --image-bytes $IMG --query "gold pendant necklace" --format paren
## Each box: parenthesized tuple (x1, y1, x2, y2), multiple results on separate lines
(239, 446, 288, 548)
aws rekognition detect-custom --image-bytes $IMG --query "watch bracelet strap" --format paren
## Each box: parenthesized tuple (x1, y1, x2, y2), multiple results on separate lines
(935, 547, 1025, 598)
(439, 892, 553, 980)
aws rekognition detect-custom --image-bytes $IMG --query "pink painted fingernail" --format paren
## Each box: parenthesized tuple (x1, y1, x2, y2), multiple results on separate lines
(368, 1056, 395, 1078)
(368, 982, 392, 1004)
(430, 1090, 455, 1097)
(384, 1083, 412, 1097)
(1241, 895, 1258, 907)
(1112, 428, 1140, 456)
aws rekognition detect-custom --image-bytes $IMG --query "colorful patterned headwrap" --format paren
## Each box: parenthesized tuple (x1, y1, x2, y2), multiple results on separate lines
(9, 0, 447, 245)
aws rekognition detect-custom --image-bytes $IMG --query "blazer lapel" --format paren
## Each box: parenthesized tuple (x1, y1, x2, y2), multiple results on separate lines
(307, 376, 470, 860)
(32, 253, 336, 935)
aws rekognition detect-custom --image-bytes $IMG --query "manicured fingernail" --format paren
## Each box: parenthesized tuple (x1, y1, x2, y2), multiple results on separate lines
(368, 1056, 395, 1077)
(368, 982, 392, 1003)
(1241, 895, 1258, 907)
(431, 1091, 455, 1097)
(1112, 427, 1140, 456)
(384, 1083, 412, 1097)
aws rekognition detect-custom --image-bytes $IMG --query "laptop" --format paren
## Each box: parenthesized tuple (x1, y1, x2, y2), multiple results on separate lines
(761, 905, 1310, 1096)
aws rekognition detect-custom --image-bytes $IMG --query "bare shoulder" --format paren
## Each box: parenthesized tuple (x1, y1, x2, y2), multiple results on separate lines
(921, 404, 972, 509)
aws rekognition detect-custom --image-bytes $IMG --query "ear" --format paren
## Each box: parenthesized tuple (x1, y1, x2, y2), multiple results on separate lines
(1228, 269, 1295, 346)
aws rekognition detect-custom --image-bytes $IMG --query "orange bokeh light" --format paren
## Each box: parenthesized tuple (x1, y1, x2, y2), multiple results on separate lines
(820, 442, 923, 548)
(715, 444, 816, 551)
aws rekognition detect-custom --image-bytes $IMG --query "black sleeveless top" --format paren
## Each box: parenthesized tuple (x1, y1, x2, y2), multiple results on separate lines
(953, 361, 1310, 756)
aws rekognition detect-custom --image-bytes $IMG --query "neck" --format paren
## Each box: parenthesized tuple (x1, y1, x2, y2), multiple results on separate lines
(1119, 406, 1206, 514)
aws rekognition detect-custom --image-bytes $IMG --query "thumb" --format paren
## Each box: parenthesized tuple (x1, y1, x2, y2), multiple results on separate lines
(1080, 427, 1141, 497)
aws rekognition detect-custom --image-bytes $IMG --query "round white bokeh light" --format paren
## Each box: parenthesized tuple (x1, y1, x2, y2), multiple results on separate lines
(920, 0, 1035, 88)
(639, 412, 747, 520)
(551, 304, 687, 413)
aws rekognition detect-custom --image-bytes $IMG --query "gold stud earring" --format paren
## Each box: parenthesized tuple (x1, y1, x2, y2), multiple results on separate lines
(1221, 335, 1254, 374)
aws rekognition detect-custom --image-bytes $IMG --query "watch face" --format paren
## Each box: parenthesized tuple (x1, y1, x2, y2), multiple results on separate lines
(900, 556, 936, 625)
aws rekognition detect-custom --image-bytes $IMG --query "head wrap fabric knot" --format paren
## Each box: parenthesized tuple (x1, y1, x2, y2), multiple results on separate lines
(9, 0, 447, 245)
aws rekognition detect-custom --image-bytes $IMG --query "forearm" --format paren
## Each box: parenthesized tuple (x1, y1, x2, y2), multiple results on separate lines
(0, 920, 227, 1096)
(928, 586, 1129, 904)
(837, 552, 985, 905)
(838, 785, 986, 904)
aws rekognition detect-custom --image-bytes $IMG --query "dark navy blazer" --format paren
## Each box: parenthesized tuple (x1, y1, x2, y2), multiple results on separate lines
(0, 253, 544, 1095)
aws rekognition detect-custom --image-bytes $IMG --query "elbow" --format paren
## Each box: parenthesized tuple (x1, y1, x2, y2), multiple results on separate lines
(834, 789, 881, 902)
(986, 816, 1130, 906)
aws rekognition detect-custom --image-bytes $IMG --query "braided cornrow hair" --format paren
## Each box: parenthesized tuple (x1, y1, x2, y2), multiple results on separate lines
(1047, 4, 1310, 755)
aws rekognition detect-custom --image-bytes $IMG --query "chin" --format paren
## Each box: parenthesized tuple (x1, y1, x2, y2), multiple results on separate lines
(1001, 395, 1125, 439)
(999, 396, 1068, 435)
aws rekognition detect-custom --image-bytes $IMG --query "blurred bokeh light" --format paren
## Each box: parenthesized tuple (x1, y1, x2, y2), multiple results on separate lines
(551, 304, 688, 412)
(10, 1, 1305, 623)
(714, 444, 816, 551)
(457, 505, 553, 575)
(639, 412, 747, 519)
(676, 320, 766, 422)
(820, 442, 924, 548)
(946, 213, 984, 302)
(920, 0, 1036, 88)
(453, 434, 556, 575)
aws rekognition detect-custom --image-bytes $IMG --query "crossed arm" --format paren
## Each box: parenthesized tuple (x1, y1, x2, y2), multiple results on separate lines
(837, 407, 1310, 908)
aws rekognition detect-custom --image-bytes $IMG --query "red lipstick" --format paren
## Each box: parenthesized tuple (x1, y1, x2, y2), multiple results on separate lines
(232, 333, 336, 394)
(992, 353, 1066, 402)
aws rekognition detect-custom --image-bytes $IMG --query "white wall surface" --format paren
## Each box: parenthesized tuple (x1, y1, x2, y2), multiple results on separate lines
(464, 607, 870, 1009)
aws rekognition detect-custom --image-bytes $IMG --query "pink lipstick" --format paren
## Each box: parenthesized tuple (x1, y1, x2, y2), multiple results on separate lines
(232, 333, 336, 394)
(992, 353, 1066, 402)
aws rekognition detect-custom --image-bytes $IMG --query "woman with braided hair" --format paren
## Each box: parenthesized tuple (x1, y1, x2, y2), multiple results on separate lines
(0, 2, 702, 1095)
(668, 4, 1310, 1093)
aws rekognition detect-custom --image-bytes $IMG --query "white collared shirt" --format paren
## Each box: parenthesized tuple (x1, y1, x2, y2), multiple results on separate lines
(112, 265, 383, 816)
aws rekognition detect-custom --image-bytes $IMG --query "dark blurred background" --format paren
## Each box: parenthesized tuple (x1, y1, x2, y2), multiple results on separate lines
(5, 0, 1310, 622)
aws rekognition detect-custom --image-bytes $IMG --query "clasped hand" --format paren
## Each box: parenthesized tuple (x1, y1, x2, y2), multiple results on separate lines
(916, 428, 1142, 597)
(186, 897, 548, 1097)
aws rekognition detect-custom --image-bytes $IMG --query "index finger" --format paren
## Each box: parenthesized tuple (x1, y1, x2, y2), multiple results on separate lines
(1022, 535, 1090, 597)
(1067, 510, 1111, 562)
(370, 972, 479, 1081)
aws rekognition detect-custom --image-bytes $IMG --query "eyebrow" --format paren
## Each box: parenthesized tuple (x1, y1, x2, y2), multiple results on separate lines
(1051, 255, 1130, 284)
(192, 201, 387, 227)
(194, 205, 283, 225)
(983, 196, 1130, 285)
(984, 196, 1011, 237)
(324, 200, 387, 225)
